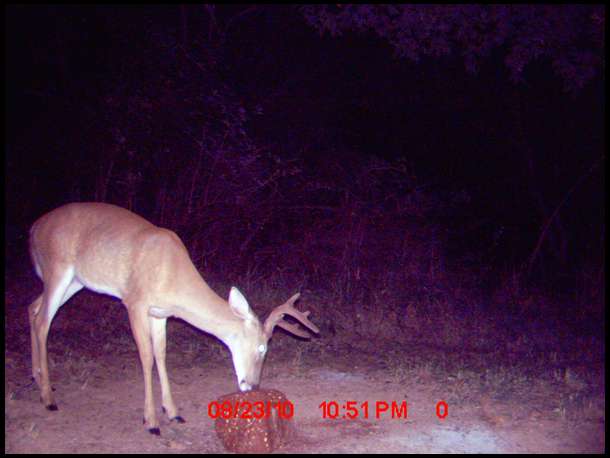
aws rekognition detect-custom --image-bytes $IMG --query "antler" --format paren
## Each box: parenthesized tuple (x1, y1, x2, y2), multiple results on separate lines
(263, 293, 320, 339)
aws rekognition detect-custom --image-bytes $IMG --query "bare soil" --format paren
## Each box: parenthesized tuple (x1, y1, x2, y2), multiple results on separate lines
(4, 283, 605, 453)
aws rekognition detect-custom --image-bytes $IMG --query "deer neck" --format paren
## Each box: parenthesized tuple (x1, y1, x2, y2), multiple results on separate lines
(170, 279, 244, 343)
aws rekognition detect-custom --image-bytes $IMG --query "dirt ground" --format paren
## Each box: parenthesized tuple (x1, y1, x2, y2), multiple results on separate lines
(4, 286, 605, 453)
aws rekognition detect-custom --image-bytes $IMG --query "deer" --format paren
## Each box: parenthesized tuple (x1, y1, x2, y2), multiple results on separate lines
(27, 202, 319, 435)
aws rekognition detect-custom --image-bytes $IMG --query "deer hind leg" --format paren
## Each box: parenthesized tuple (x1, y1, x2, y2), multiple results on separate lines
(29, 266, 83, 410)
(29, 294, 44, 383)
(126, 303, 160, 434)
(150, 317, 184, 424)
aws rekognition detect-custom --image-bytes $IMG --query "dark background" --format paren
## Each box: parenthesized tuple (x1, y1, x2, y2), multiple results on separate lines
(5, 5, 605, 335)
(4, 7, 605, 452)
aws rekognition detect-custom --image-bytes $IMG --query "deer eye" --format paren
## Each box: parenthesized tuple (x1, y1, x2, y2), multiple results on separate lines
(258, 344, 266, 354)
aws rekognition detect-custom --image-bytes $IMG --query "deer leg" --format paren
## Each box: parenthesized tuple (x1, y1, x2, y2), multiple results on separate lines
(30, 267, 82, 410)
(127, 303, 159, 435)
(150, 317, 184, 424)
(28, 294, 43, 383)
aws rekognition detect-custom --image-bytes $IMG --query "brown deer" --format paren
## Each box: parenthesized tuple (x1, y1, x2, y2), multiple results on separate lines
(28, 202, 319, 434)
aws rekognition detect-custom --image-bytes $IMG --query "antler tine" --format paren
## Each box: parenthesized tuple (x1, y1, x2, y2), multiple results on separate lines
(264, 293, 320, 338)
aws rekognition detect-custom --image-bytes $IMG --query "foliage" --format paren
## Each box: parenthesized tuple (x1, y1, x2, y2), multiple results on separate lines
(300, 5, 605, 92)
(7, 6, 601, 345)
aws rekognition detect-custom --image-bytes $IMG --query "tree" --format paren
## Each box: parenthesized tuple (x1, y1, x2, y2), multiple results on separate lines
(301, 5, 605, 92)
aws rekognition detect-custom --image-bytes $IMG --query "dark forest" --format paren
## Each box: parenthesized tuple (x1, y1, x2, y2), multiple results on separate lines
(5, 5, 604, 453)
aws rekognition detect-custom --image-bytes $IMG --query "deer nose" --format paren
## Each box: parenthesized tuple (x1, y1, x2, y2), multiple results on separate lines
(239, 380, 259, 392)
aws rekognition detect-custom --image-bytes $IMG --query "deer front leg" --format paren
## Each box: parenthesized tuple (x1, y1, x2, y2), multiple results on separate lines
(127, 304, 159, 435)
(150, 317, 184, 424)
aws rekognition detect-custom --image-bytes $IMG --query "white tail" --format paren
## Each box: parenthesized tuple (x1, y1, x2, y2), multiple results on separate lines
(28, 202, 319, 435)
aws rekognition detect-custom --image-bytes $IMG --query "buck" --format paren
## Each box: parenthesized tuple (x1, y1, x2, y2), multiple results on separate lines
(28, 202, 319, 435)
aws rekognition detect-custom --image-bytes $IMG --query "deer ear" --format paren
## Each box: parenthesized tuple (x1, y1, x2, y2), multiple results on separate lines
(228, 287, 254, 320)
